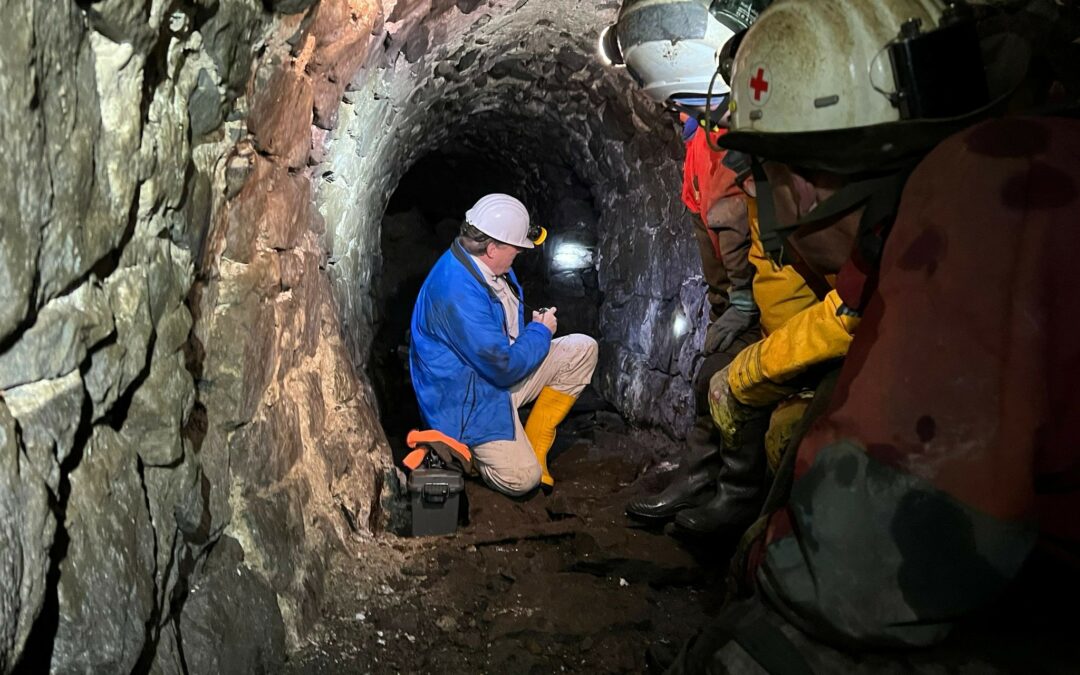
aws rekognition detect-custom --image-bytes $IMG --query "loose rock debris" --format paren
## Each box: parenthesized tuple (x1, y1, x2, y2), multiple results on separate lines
(284, 420, 730, 674)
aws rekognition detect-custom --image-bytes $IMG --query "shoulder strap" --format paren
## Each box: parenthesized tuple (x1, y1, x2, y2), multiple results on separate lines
(450, 239, 510, 337)
(732, 617, 815, 675)
(750, 157, 788, 265)
(852, 168, 912, 267)
(502, 269, 525, 306)
(450, 239, 496, 299)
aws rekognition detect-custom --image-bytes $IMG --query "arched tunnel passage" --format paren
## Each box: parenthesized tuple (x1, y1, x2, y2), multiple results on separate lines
(322, 21, 708, 440)
(278, 0, 733, 666)
(303, 7, 726, 656)
(320, 82, 718, 668)
(369, 146, 604, 452)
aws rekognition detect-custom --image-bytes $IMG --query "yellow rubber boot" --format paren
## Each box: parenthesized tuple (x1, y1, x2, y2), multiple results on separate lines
(524, 387, 577, 491)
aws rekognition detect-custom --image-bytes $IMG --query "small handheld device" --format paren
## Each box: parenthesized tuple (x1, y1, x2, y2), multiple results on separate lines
(536, 307, 550, 315)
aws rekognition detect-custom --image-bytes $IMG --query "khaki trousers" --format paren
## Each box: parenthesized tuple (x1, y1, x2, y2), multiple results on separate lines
(472, 334, 598, 496)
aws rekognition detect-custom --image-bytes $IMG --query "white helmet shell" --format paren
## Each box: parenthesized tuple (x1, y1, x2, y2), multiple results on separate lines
(617, 0, 764, 103)
(465, 194, 545, 249)
(729, 0, 947, 135)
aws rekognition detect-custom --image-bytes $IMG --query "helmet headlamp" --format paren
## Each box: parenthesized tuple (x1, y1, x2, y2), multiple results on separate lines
(598, 25, 624, 67)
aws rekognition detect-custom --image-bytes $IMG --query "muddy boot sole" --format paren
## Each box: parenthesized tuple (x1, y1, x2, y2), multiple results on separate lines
(625, 509, 678, 525)
(625, 495, 713, 524)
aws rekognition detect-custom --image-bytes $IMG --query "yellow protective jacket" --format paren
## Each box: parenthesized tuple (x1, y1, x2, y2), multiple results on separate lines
(745, 200, 819, 336)
(728, 201, 859, 407)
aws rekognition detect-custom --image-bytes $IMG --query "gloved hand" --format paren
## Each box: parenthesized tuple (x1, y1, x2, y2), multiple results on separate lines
(704, 290, 759, 354)
(708, 364, 769, 450)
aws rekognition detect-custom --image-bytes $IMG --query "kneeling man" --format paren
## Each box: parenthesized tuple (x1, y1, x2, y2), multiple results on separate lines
(409, 193, 598, 496)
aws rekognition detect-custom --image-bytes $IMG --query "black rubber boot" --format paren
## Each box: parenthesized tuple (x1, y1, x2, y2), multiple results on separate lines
(625, 416, 721, 523)
(674, 409, 770, 536)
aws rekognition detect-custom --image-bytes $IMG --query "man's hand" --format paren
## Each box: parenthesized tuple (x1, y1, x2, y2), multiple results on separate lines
(533, 306, 558, 335)
(705, 304, 758, 354)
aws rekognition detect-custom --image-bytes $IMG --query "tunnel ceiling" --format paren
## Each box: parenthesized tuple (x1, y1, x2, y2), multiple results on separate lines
(321, 0, 710, 436)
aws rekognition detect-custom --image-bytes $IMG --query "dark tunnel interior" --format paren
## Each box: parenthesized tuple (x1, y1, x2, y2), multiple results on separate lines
(370, 147, 603, 455)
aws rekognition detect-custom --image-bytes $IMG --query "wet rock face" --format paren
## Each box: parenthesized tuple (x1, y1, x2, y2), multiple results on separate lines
(0, 403, 52, 675)
(0, 0, 390, 670)
(50, 428, 157, 672)
(176, 535, 287, 674)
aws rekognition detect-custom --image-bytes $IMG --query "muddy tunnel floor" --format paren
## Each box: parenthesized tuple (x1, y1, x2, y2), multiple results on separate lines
(284, 408, 732, 674)
(282, 405, 1080, 675)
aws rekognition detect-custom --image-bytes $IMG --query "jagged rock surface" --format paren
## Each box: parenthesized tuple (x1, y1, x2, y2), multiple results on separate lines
(0, 0, 392, 670)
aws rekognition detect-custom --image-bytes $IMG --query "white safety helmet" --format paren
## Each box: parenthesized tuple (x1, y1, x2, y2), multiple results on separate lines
(465, 194, 547, 249)
(721, 0, 1022, 172)
(729, 0, 948, 133)
(605, 0, 768, 104)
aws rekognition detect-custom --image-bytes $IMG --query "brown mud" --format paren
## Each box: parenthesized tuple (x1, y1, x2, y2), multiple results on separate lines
(284, 411, 731, 674)
(283, 406, 1080, 674)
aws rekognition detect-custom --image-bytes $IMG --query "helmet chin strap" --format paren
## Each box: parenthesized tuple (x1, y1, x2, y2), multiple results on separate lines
(703, 67, 730, 150)
(668, 100, 729, 133)
(669, 67, 730, 137)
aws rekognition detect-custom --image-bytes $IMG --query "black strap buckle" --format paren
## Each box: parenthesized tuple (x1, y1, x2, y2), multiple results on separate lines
(422, 483, 450, 504)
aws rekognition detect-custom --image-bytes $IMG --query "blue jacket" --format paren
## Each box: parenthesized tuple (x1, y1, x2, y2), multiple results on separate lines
(410, 241, 552, 447)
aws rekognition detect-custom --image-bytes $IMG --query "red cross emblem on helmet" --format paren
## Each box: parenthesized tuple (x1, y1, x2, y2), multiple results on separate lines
(748, 65, 771, 105)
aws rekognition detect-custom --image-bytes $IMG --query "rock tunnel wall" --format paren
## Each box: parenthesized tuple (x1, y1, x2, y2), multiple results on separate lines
(0, 1, 394, 671)
(0, 0, 707, 671)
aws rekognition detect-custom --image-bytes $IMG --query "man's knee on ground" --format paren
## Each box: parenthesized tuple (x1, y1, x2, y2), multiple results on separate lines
(494, 462, 543, 497)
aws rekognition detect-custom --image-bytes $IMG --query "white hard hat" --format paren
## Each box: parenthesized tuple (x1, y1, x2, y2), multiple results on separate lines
(720, 0, 1023, 172)
(729, 0, 947, 134)
(465, 194, 547, 249)
(613, 0, 767, 104)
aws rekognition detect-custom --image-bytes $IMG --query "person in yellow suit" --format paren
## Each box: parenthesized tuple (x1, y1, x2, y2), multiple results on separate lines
(728, 199, 860, 410)
(606, 0, 770, 525)
(674, 187, 861, 535)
